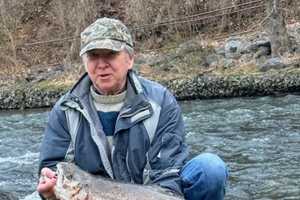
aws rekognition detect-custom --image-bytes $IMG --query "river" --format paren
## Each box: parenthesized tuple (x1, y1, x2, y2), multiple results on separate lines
(0, 95, 300, 199)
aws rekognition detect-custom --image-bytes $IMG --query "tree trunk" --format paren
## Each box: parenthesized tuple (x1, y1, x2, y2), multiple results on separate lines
(265, 0, 290, 57)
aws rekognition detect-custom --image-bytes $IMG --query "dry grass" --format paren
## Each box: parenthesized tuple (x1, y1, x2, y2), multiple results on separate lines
(213, 62, 259, 76)
(0, 0, 299, 82)
(126, 0, 266, 49)
(0, 0, 118, 78)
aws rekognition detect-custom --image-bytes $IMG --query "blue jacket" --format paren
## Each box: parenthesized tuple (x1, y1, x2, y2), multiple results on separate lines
(39, 70, 189, 194)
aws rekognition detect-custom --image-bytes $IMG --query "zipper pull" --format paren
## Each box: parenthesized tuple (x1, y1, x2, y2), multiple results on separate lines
(71, 96, 84, 109)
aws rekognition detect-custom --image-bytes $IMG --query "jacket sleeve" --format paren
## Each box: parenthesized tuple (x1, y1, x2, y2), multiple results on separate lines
(147, 90, 189, 195)
(38, 103, 71, 174)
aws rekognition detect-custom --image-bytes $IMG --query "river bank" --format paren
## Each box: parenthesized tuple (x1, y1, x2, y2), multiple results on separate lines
(1, 65, 300, 110)
(1, 22, 300, 110)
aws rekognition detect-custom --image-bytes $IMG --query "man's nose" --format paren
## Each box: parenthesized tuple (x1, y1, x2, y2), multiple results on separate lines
(95, 58, 109, 68)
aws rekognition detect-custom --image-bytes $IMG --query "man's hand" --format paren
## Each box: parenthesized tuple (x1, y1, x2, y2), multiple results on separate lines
(37, 167, 57, 199)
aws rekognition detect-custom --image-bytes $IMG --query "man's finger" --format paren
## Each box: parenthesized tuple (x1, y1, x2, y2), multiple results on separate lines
(41, 167, 56, 179)
(37, 176, 57, 194)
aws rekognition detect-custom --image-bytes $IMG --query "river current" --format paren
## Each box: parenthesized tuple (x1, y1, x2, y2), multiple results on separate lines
(0, 95, 299, 199)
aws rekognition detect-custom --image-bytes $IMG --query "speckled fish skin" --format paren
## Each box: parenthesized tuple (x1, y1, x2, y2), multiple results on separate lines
(54, 162, 183, 200)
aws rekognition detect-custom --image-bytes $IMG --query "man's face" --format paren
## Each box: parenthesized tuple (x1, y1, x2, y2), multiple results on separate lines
(85, 49, 134, 95)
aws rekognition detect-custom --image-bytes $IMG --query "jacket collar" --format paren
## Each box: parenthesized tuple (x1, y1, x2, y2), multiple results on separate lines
(61, 70, 153, 122)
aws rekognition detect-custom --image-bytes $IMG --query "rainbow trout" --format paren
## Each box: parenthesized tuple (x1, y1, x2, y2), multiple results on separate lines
(54, 162, 183, 200)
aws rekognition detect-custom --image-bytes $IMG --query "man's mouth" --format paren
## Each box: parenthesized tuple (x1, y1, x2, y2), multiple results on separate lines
(98, 74, 112, 79)
(100, 74, 110, 77)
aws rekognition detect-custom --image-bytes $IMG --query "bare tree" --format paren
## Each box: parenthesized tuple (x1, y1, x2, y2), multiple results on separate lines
(0, 0, 19, 70)
(265, 0, 290, 57)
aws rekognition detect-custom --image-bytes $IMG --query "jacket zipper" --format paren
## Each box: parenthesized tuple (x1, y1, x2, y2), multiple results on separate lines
(64, 96, 114, 179)
(119, 105, 151, 118)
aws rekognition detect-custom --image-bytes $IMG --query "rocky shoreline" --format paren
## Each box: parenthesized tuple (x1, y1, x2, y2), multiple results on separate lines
(166, 67, 300, 100)
(1, 67, 300, 110)
(1, 22, 300, 110)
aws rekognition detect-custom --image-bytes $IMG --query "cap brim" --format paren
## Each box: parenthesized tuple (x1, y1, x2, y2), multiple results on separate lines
(79, 39, 126, 56)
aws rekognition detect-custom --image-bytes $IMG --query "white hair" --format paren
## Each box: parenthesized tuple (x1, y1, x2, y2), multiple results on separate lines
(82, 53, 88, 71)
(124, 45, 134, 58)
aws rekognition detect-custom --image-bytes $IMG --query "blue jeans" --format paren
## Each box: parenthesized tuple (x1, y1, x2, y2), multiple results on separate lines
(180, 153, 229, 200)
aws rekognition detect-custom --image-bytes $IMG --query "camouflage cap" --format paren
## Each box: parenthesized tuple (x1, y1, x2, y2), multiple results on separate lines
(80, 17, 134, 56)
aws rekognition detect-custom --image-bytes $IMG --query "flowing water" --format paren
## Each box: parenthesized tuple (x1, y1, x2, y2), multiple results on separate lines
(0, 95, 300, 200)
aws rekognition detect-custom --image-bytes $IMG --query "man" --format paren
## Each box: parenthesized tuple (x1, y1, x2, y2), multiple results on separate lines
(37, 17, 228, 200)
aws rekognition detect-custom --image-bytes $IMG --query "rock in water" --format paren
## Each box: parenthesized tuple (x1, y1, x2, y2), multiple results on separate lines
(0, 191, 18, 200)
(55, 162, 183, 200)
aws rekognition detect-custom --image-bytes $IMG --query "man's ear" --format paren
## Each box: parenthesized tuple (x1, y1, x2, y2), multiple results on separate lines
(127, 55, 135, 70)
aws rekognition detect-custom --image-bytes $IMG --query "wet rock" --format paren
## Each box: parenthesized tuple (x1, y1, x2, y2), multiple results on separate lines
(215, 46, 225, 56)
(290, 40, 300, 54)
(224, 59, 236, 69)
(25, 65, 65, 83)
(254, 46, 271, 59)
(249, 40, 271, 52)
(225, 37, 243, 59)
(0, 81, 68, 110)
(294, 45, 300, 54)
(204, 54, 220, 67)
(165, 69, 300, 100)
(240, 54, 253, 64)
(2, 68, 300, 110)
(288, 35, 298, 53)
(258, 57, 287, 72)
(0, 191, 18, 200)
(297, 27, 300, 35)
(256, 40, 271, 48)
